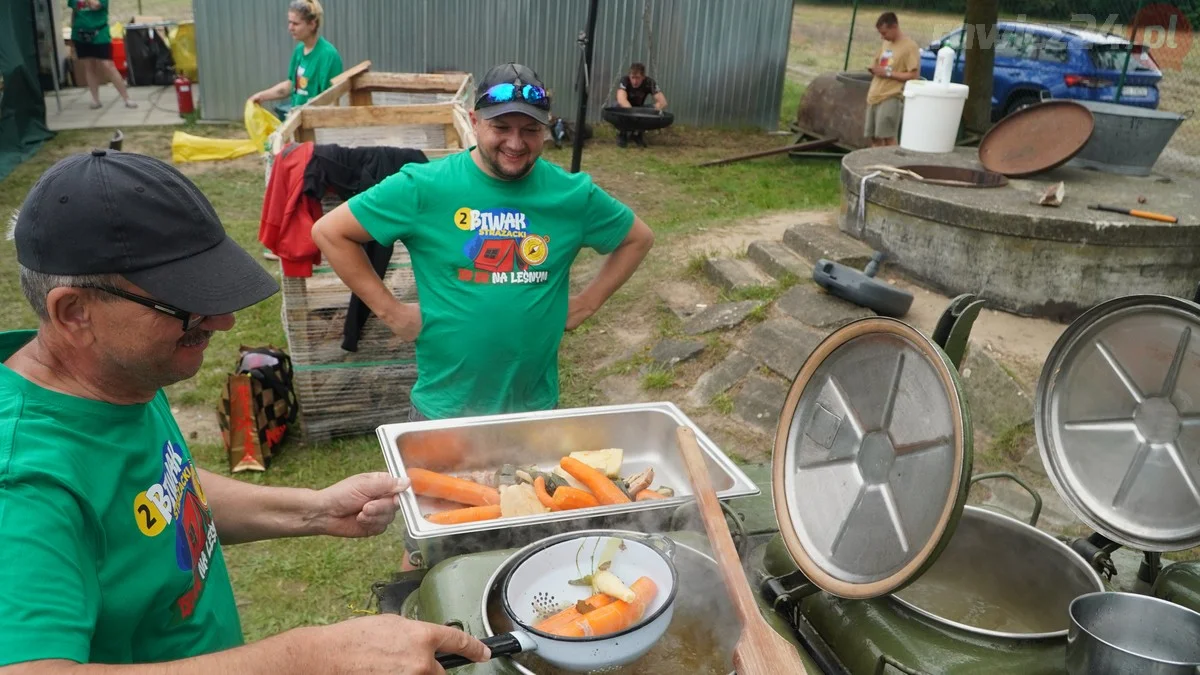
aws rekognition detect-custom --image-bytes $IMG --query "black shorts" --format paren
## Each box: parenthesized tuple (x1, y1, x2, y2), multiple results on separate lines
(75, 41, 113, 61)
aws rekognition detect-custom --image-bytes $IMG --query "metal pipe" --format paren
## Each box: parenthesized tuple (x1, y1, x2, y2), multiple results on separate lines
(842, 0, 860, 71)
(760, 576, 850, 675)
(1116, 0, 1146, 103)
(570, 0, 601, 174)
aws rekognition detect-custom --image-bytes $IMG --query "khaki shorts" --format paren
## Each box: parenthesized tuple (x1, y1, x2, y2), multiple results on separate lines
(865, 98, 903, 140)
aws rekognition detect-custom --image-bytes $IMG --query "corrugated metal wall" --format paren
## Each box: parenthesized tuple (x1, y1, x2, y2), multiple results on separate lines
(194, 0, 792, 128)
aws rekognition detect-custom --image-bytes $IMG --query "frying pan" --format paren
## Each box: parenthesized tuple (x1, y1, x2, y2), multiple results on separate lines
(436, 531, 679, 671)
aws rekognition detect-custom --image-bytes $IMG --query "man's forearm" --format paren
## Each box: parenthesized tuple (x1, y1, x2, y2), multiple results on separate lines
(199, 469, 322, 545)
(3, 628, 318, 675)
(577, 220, 654, 312)
(312, 215, 403, 322)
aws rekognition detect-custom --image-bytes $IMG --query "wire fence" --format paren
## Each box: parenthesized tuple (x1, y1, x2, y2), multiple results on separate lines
(788, 1, 1200, 175)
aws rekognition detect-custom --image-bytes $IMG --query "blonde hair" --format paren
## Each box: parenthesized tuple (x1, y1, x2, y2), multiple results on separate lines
(289, 0, 324, 31)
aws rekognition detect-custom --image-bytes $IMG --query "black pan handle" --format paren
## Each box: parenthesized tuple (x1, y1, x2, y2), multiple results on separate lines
(436, 632, 525, 670)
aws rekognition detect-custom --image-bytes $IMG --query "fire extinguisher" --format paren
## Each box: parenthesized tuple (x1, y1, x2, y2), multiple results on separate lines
(174, 75, 195, 117)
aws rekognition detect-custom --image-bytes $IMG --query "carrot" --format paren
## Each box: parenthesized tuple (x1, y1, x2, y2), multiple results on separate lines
(425, 505, 502, 525)
(551, 486, 600, 511)
(533, 593, 616, 633)
(408, 468, 500, 507)
(550, 577, 658, 638)
(635, 489, 667, 501)
(533, 476, 558, 510)
(560, 457, 631, 505)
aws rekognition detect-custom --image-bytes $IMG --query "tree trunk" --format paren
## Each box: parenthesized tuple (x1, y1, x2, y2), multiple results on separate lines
(962, 0, 999, 134)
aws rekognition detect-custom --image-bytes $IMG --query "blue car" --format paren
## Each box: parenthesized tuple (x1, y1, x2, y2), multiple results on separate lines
(919, 21, 1163, 119)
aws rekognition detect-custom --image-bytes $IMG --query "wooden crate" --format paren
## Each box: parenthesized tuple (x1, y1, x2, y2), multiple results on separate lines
(268, 63, 477, 443)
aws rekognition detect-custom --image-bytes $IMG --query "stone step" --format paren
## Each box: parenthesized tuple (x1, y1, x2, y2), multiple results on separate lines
(733, 374, 790, 436)
(703, 257, 772, 292)
(747, 240, 809, 282)
(687, 350, 758, 407)
(682, 300, 760, 335)
(776, 284, 874, 330)
(742, 317, 824, 381)
(783, 222, 875, 269)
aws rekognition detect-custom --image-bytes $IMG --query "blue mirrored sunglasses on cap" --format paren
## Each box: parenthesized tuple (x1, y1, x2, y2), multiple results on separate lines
(477, 82, 550, 109)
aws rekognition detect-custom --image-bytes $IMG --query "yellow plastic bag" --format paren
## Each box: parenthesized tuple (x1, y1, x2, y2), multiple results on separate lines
(168, 22, 198, 81)
(171, 102, 280, 163)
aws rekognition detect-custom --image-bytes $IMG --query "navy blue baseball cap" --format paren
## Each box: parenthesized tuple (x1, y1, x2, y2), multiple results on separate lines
(14, 149, 278, 315)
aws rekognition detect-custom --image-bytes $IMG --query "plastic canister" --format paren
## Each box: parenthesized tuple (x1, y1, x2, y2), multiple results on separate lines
(899, 80, 970, 153)
(933, 46, 956, 84)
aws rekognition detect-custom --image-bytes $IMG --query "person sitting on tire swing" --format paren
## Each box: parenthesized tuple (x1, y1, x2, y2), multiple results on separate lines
(614, 63, 668, 148)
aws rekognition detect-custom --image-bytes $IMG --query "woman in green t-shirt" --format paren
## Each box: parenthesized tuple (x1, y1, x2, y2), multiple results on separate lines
(248, 0, 344, 120)
(69, 0, 137, 110)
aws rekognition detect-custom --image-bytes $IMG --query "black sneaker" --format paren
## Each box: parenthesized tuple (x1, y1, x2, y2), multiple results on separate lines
(617, 133, 628, 148)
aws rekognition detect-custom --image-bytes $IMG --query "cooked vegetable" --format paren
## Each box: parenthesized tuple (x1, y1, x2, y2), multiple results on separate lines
(551, 486, 601, 511)
(500, 483, 549, 517)
(624, 467, 654, 496)
(408, 468, 501, 507)
(551, 577, 658, 638)
(533, 476, 557, 510)
(533, 592, 616, 633)
(591, 569, 636, 603)
(515, 469, 535, 484)
(425, 505, 502, 525)
(635, 489, 668, 501)
(569, 449, 624, 477)
(497, 464, 520, 487)
(561, 457, 632, 505)
(552, 466, 589, 492)
(655, 487, 675, 498)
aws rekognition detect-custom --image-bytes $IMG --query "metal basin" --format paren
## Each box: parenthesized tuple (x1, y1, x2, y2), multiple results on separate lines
(601, 106, 675, 132)
(1067, 101, 1189, 176)
(891, 506, 1104, 639)
(1068, 591, 1200, 674)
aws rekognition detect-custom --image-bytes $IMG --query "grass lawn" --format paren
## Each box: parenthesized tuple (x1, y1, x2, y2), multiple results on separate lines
(2, 84, 840, 639)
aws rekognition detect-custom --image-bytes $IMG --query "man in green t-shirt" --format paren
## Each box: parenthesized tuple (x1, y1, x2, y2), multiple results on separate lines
(312, 63, 655, 421)
(248, 0, 344, 117)
(0, 151, 490, 670)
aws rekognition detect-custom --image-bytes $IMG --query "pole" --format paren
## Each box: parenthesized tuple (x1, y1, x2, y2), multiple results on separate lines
(570, 0, 601, 174)
(1115, 0, 1146, 104)
(962, 0, 999, 134)
(843, 0, 860, 71)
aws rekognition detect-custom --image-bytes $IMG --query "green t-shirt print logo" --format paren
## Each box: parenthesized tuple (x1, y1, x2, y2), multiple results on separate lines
(132, 441, 219, 620)
(455, 206, 551, 286)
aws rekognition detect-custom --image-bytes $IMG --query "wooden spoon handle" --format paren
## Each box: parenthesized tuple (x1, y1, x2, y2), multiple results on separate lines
(675, 426, 762, 623)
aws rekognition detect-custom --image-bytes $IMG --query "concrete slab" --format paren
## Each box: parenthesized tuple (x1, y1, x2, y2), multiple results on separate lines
(959, 344, 1034, 438)
(703, 257, 771, 292)
(783, 222, 875, 269)
(45, 85, 185, 131)
(840, 146, 1200, 320)
(733, 374, 790, 436)
(682, 300, 760, 335)
(742, 318, 824, 380)
(687, 350, 758, 406)
(776, 284, 874, 329)
(648, 339, 706, 368)
(747, 240, 808, 281)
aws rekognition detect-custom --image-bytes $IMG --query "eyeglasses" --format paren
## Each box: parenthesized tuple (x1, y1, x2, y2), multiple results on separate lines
(80, 285, 204, 332)
(476, 82, 550, 110)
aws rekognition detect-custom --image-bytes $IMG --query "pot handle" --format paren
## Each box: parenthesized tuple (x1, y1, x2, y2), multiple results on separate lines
(641, 533, 677, 561)
(969, 472, 1042, 527)
(436, 632, 528, 670)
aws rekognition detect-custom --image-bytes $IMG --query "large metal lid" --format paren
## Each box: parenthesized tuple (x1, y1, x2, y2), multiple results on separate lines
(772, 318, 972, 599)
(1037, 295, 1200, 552)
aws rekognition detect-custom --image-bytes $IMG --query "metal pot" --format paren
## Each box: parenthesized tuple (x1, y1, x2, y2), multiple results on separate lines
(438, 531, 678, 671)
(891, 505, 1104, 639)
(1068, 592, 1200, 674)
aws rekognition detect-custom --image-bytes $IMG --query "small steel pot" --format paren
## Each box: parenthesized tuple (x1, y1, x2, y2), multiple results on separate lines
(1068, 591, 1200, 674)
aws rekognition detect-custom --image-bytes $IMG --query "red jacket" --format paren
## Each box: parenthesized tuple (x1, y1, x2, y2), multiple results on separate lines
(259, 142, 323, 277)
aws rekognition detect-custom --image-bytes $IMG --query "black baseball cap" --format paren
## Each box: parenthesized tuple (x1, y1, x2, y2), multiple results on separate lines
(475, 63, 551, 125)
(14, 150, 279, 316)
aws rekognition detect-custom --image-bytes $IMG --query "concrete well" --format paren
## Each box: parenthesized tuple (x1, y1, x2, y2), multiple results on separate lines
(840, 146, 1200, 320)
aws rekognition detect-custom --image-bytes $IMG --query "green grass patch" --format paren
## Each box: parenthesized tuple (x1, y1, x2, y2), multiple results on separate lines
(686, 253, 710, 279)
(641, 369, 676, 391)
(711, 393, 735, 415)
(746, 303, 769, 323)
(989, 420, 1036, 464)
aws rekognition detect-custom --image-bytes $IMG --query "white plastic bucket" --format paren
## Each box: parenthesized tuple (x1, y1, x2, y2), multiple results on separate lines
(899, 80, 970, 153)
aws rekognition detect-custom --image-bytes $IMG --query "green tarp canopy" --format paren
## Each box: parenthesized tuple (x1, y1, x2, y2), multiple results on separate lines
(0, 0, 56, 182)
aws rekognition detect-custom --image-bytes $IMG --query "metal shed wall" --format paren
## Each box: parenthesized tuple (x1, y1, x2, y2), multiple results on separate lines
(194, 0, 792, 128)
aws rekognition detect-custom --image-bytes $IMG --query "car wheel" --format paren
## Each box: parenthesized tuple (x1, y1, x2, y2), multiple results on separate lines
(1004, 92, 1042, 117)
